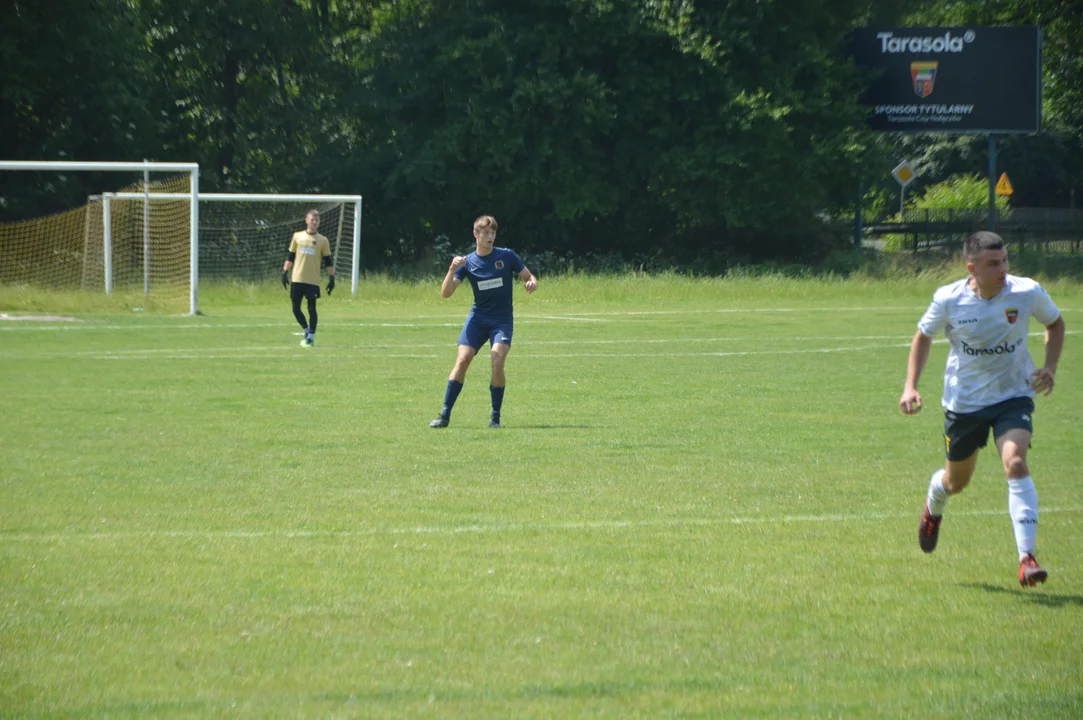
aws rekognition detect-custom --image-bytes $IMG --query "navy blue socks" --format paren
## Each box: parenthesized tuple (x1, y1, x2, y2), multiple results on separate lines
(490, 384, 505, 421)
(442, 380, 464, 419)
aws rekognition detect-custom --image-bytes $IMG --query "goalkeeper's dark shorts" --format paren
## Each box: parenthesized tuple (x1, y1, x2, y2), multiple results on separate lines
(290, 282, 321, 302)
(942, 396, 1033, 461)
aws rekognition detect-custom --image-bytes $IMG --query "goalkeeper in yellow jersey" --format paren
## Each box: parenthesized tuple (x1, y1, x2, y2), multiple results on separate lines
(282, 209, 335, 348)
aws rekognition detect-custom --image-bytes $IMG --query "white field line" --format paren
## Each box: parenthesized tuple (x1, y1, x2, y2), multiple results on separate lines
(5, 342, 918, 361)
(0, 338, 918, 360)
(0, 305, 989, 332)
(0, 334, 934, 355)
(0, 321, 465, 332)
(3, 506, 1081, 543)
(1, 305, 1078, 334)
(1, 331, 1075, 362)
(526, 342, 921, 359)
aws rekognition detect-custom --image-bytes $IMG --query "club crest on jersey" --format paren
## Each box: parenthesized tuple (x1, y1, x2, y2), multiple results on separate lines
(494, 260, 504, 269)
(1005, 308, 1018, 324)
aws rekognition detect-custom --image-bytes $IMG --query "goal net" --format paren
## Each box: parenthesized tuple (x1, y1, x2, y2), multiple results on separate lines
(197, 197, 358, 285)
(0, 161, 361, 314)
(0, 160, 200, 311)
(82, 174, 193, 303)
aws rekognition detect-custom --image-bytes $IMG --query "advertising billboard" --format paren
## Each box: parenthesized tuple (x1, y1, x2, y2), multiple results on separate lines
(851, 27, 1041, 133)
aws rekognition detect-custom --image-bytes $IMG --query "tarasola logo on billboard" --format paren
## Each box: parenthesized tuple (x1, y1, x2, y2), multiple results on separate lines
(851, 27, 1041, 133)
(877, 30, 975, 53)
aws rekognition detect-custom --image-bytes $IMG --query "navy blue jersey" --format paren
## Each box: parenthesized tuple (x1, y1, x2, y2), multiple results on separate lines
(454, 247, 525, 319)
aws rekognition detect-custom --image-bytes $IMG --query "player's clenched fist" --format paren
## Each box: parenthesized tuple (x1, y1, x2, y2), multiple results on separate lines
(899, 388, 923, 414)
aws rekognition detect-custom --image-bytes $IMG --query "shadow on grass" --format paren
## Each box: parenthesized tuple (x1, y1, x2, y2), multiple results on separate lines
(962, 582, 1083, 607)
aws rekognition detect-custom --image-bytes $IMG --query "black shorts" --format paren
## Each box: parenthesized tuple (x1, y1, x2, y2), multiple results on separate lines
(943, 396, 1034, 461)
(290, 282, 321, 302)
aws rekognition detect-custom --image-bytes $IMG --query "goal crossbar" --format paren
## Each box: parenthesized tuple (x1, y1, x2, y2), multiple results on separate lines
(108, 193, 362, 203)
(0, 161, 199, 172)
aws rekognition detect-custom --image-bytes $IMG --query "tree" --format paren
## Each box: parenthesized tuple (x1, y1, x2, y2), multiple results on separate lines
(139, 0, 369, 191)
(346, 0, 893, 267)
(0, 0, 162, 219)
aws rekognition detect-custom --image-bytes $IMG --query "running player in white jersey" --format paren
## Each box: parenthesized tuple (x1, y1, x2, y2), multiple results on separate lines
(899, 231, 1065, 587)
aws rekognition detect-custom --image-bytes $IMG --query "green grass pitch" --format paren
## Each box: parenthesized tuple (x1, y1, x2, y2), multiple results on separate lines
(2, 275, 1081, 718)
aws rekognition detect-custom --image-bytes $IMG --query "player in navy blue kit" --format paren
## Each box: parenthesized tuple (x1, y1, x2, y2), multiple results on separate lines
(430, 215, 537, 429)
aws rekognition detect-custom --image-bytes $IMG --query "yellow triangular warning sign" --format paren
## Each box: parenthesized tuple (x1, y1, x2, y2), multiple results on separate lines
(995, 172, 1014, 196)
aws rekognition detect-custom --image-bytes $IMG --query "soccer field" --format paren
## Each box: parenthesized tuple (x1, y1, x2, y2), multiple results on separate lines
(2, 276, 1081, 718)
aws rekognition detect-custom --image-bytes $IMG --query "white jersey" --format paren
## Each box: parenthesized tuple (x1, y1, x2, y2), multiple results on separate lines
(918, 275, 1060, 412)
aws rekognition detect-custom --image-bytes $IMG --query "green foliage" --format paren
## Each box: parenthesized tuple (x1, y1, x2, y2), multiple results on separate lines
(139, 0, 348, 191)
(879, 174, 1011, 251)
(1011, 250, 1083, 280)
(911, 174, 1011, 212)
(0, 0, 161, 217)
(343, 0, 887, 266)
(4, 0, 1083, 268)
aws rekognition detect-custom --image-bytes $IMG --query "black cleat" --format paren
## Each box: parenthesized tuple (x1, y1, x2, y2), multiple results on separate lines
(919, 506, 942, 553)
(489, 418, 501, 429)
(429, 416, 449, 429)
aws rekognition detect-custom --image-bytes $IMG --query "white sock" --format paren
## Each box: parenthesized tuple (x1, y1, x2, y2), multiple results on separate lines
(926, 469, 948, 516)
(1008, 476, 1038, 561)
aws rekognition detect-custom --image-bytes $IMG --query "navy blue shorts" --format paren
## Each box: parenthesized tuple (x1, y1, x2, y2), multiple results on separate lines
(943, 396, 1034, 461)
(458, 314, 513, 350)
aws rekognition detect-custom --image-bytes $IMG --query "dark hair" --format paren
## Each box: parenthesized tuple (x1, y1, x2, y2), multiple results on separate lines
(964, 231, 1004, 261)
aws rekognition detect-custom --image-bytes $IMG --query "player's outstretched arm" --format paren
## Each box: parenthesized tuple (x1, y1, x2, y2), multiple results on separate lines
(900, 331, 932, 414)
(519, 267, 537, 294)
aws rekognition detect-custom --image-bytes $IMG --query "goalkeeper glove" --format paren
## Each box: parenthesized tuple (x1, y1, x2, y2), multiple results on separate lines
(327, 275, 335, 295)
(281, 270, 290, 289)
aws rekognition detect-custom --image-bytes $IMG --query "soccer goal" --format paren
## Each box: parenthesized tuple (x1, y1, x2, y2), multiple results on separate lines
(0, 160, 362, 315)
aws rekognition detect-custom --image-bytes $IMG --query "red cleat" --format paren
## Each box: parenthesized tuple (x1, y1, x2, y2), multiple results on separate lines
(1018, 554, 1048, 587)
(918, 506, 942, 553)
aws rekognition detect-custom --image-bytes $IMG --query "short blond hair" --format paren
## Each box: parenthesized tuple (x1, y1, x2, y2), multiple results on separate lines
(473, 215, 498, 233)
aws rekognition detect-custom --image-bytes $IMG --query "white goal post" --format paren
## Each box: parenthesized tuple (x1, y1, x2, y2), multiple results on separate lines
(1, 160, 200, 311)
(0, 160, 363, 315)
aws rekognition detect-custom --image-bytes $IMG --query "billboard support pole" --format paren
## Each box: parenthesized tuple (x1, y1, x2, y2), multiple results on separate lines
(855, 180, 863, 255)
(988, 134, 997, 232)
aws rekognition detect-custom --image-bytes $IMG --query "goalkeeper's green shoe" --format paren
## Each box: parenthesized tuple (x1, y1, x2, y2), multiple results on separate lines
(300, 337, 314, 348)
